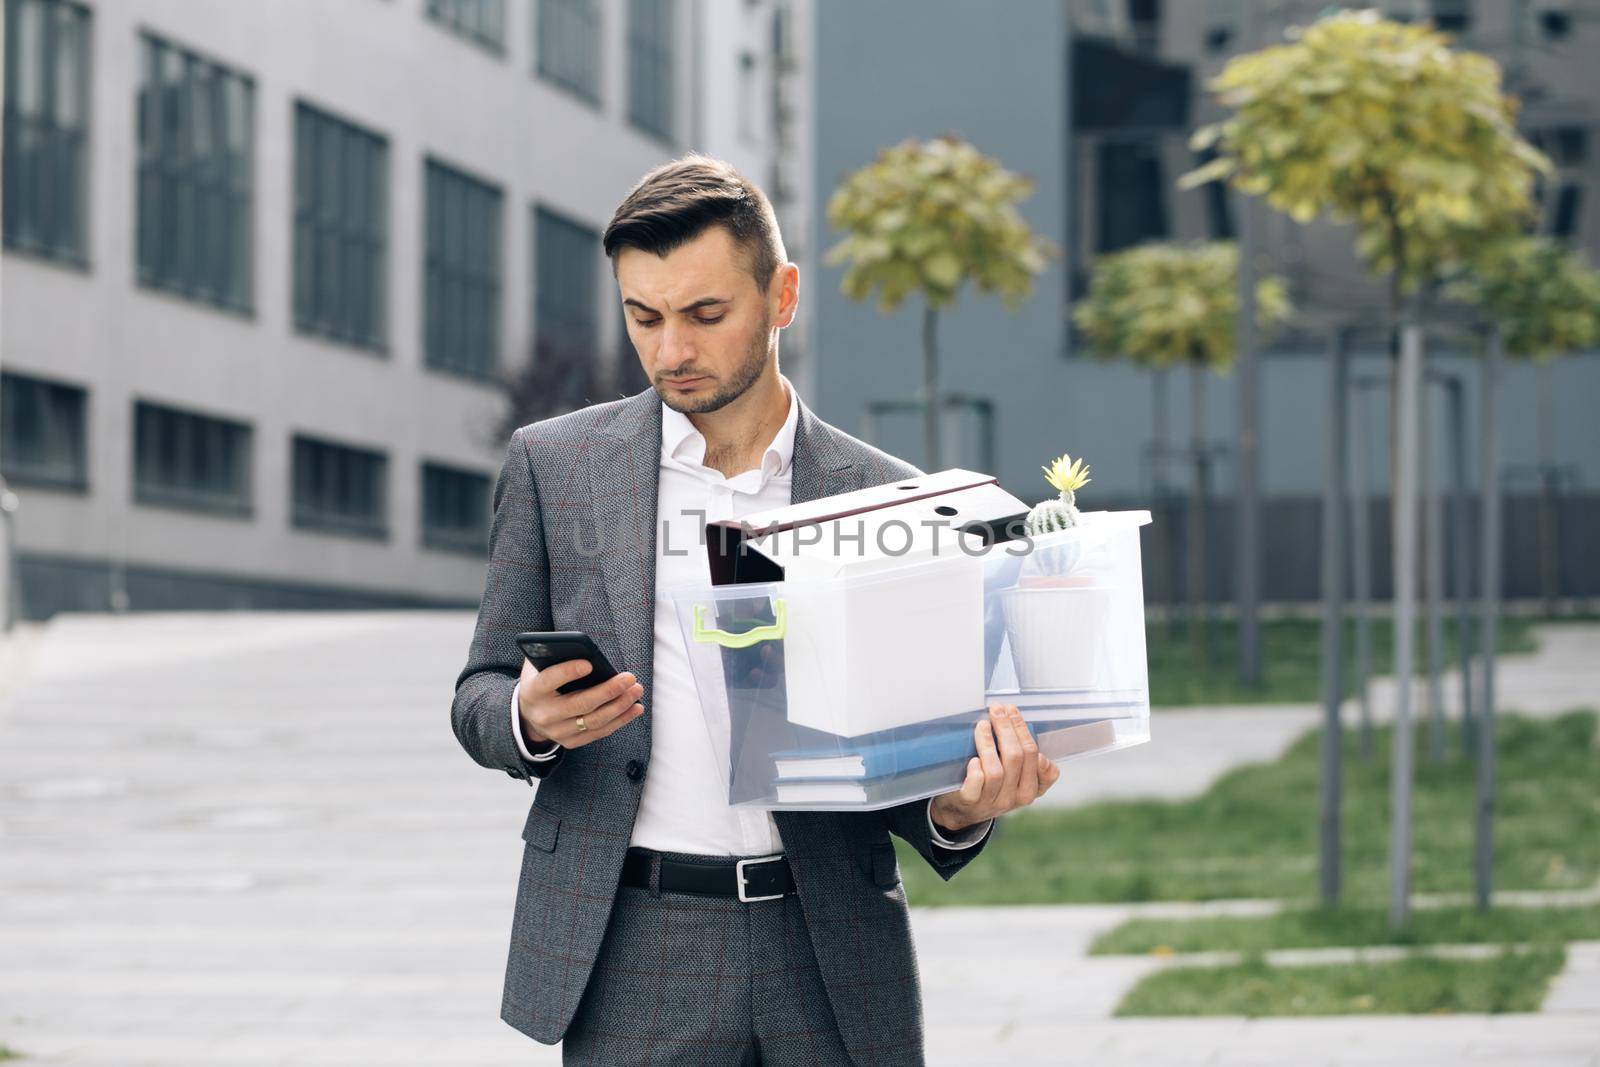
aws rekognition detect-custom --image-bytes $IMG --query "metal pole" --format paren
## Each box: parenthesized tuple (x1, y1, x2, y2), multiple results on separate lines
(1234, 0, 1263, 688)
(1536, 363, 1559, 614)
(1388, 319, 1423, 931)
(1423, 378, 1446, 763)
(1188, 365, 1208, 667)
(1349, 377, 1375, 761)
(1475, 327, 1503, 911)
(1445, 378, 1476, 756)
(1319, 326, 1349, 906)
(922, 306, 941, 471)
(1152, 370, 1176, 626)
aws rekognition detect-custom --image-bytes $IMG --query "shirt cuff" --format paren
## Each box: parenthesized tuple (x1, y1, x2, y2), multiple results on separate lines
(511, 680, 562, 762)
(926, 799, 992, 850)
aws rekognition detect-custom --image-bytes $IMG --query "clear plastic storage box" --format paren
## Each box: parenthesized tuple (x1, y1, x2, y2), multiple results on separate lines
(669, 508, 1153, 811)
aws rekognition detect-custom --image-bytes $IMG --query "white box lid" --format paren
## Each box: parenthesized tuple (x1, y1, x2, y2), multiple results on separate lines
(708, 469, 1030, 582)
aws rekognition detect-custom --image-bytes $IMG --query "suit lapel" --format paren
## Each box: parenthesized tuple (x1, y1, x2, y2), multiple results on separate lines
(587, 389, 662, 719)
(790, 394, 862, 505)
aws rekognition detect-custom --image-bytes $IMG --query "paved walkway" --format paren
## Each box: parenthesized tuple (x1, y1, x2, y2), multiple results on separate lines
(1, 613, 1595, 1066)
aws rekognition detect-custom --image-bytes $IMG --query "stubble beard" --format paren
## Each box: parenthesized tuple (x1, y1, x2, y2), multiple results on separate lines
(655, 314, 774, 416)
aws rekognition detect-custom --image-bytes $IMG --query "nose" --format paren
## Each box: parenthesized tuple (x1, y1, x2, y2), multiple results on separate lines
(656, 320, 697, 372)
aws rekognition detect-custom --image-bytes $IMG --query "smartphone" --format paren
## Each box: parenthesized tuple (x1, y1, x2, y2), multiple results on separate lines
(516, 631, 620, 694)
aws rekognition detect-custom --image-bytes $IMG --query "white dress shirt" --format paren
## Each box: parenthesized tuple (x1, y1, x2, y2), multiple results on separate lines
(513, 376, 990, 856)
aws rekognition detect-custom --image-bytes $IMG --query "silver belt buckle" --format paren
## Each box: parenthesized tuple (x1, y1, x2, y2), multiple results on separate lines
(735, 854, 785, 903)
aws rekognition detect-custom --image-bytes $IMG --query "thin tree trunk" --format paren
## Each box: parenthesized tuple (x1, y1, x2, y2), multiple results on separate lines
(1350, 377, 1375, 762)
(1423, 371, 1447, 763)
(923, 305, 940, 472)
(1537, 362, 1559, 613)
(1320, 326, 1349, 905)
(1153, 369, 1177, 634)
(1389, 320, 1424, 931)
(1188, 363, 1207, 668)
(1475, 326, 1503, 911)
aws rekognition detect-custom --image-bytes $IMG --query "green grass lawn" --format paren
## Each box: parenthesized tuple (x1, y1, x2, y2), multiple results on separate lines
(1091, 903, 1600, 955)
(899, 710, 1599, 906)
(1147, 615, 1537, 706)
(1114, 949, 1565, 1017)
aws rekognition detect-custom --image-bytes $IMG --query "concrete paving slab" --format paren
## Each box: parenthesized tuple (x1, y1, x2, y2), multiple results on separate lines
(2, 612, 1596, 1066)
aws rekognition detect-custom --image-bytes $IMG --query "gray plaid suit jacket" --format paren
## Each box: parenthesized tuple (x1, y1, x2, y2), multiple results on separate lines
(451, 386, 990, 1064)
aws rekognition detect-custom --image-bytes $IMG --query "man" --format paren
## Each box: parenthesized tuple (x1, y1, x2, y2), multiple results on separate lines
(451, 154, 1061, 1066)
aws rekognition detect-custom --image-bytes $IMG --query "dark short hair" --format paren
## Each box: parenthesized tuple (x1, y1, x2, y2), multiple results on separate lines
(603, 153, 786, 292)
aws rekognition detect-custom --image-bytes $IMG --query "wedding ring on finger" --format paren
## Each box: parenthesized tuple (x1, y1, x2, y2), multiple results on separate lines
(576, 715, 587, 733)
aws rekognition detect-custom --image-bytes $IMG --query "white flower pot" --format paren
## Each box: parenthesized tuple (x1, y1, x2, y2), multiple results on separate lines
(1000, 584, 1114, 691)
(1028, 537, 1084, 578)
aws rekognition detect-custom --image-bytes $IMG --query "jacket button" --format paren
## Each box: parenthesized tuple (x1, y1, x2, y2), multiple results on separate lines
(625, 759, 645, 782)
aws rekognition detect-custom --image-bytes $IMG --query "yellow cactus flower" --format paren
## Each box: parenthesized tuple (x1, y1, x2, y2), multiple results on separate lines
(1043, 453, 1091, 495)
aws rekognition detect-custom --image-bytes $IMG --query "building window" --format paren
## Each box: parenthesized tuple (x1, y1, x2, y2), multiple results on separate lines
(533, 204, 600, 367)
(291, 435, 387, 538)
(0, 371, 87, 489)
(627, 0, 676, 141)
(133, 400, 251, 515)
(1203, 0, 1239, 52)
(1127, 0, 1161, 55)
(1535, 125, 1588, 244)
(136, 33, 254, 313)
(1429, 0, 1471, 33)
(421, 461, 490, 553)
(1194, 146, 1234, 240)
(2, 0, 91, 265)
(293, 102, 388, 351)
(426, 0, 506, 52)
(1537, 3, 1572, 39)
(423, 158, 503, 380)
(1553, 125, 1588, 165)
(537, 0, 601, 103)
(1097, 139, 1168, 252)
(1551, 185, 1584, 241)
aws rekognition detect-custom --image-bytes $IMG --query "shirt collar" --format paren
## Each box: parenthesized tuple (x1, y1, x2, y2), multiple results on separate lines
(661, 374, 799, 479)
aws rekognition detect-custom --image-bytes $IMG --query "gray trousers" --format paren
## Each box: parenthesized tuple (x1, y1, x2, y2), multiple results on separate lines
(559, 850, 860, 1066)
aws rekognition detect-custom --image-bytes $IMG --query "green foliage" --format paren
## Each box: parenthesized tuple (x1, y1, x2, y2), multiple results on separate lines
(898, 711, 1599, 905)
(1071, 241, 1292, 372)
(1181, 8, 1550, 298)
(1114, 949, 1564, 1016)
(824, 135, 1056, 313)
(1093, 903, 1600, 956)
(1446, 236, 1600, 361)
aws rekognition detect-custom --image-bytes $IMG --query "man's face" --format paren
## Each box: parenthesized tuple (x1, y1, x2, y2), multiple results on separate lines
(615, 226, 795, 414)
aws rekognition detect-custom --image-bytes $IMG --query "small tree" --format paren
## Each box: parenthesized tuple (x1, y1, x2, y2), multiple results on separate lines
(1179, 7, 1549, 925)
(826, 135, 1057, 470)
(1181, 9, 1547, 332)
(1449, 237, 1600, 360)
(1073, 241, 1291, 664)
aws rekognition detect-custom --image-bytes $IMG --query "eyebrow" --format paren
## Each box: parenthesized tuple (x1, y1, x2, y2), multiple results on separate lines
(623, 296, 731, 315)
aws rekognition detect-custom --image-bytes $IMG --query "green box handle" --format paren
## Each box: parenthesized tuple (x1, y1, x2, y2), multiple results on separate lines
(691, 598, 788, 648)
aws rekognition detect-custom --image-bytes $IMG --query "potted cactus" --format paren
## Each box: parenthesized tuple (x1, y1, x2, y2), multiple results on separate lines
(1022, 453, 1090, 579)
(1001, 453, 1113, 690)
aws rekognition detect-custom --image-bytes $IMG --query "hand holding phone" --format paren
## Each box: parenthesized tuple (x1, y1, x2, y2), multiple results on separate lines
(514, 632, 645, 750)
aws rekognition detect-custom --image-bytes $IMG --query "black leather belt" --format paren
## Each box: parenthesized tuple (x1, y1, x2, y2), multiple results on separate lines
(620, 846, 795, 902)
